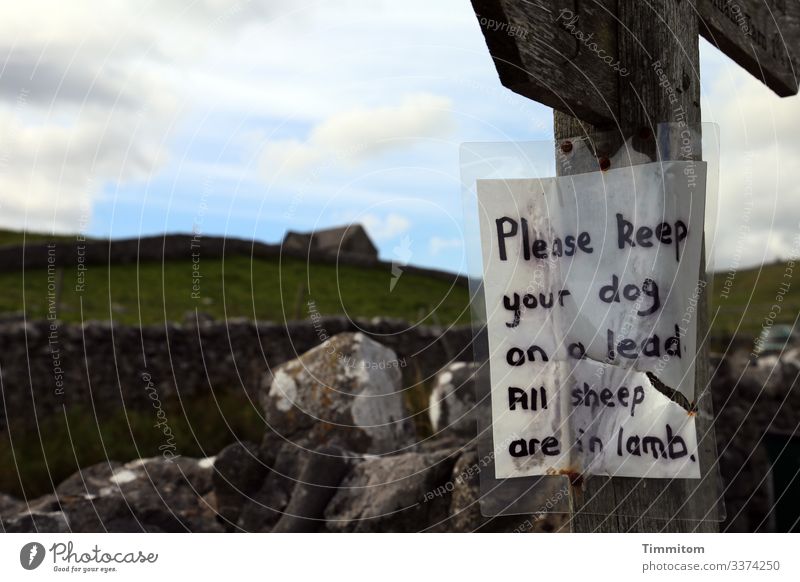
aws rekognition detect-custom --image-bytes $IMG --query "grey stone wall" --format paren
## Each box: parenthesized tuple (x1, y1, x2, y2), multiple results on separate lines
(0, 316, 474, 428)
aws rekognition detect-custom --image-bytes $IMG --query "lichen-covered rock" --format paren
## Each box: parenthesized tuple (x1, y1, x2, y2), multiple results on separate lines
(2, 511, 69, 533)
(0, 492, 23, 518)
(324, 448, 459, 532)
(438, 449, 568, 533)
(428, 362, 478, 438)
(236, 438, 349, 532)
(213, 441, 270, 527)
(262, 332, 415, 454)
(7, 456, 226, 533)
(237, 440, 311, 532)
(272, 444, 350, 533)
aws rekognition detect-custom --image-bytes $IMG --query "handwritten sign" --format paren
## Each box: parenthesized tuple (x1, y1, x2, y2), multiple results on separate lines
(477, 161, 706, 479)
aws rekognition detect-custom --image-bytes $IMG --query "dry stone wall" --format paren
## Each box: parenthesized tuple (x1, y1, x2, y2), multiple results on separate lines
(0, 316, 473, 428)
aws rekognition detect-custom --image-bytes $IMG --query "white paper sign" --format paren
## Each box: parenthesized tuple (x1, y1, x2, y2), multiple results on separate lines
(477, 161, 706, 480)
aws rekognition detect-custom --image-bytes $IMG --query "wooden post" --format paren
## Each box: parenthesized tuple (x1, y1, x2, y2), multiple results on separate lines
(470, 0, 798, 535)
(554, 0, 717, 533)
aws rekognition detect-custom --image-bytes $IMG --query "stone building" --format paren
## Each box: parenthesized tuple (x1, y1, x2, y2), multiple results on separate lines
(282, 224, 378, 260)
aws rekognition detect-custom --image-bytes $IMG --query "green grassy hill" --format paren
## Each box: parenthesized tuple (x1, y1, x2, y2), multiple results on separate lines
(0, 254, 472, 327)
(0, 228, 795, 337)
(0, 228, 81, 247)
(0, 229, 471, 327)
(711, 261, 800, 339)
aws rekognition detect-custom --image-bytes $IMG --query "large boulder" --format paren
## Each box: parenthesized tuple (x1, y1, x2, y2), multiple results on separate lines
(324, 448, 459, 532)
(236, 438, 351, 532)
(262, 332, 415, 454)
(438, 449, 568, 533)
(213, 441, 270, 527)
(237, 440, 313, 532)
(744, 355, 786, 396)
(0, 493, 23, 518)
(4, 456, 226, 533)
(2, 511, 70, 533)
(428, 362, 478, 438)
(272, 444, 350, 532)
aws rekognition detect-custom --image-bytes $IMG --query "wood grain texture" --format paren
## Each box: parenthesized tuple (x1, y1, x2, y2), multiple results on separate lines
(555, 0, 720, 533)
(698, 0, 799, 96)
(471, 0, 798, 130)
(470, 0, 620, 125)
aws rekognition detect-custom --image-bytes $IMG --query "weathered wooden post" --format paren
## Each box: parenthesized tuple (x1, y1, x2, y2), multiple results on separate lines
(554, 1, 709, 534)
(470, 0, 798, 532)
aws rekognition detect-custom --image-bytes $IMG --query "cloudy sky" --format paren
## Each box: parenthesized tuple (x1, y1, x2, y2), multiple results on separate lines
(0, 0, 797, 274)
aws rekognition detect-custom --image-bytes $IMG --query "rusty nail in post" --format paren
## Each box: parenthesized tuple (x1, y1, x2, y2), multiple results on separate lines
(560, 140, 573, 154)
(599, 157, 611, 171)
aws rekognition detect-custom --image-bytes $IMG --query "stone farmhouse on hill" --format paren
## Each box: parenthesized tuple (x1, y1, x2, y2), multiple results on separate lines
(282, 224, 379, 260)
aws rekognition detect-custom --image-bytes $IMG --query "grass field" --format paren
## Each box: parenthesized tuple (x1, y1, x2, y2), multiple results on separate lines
(710, 261, 800, 338)
(0, 392, 265, 498)
(0, 227, 796, 336)
(0, 255, 472, 328)
(0, 230, 83, 247)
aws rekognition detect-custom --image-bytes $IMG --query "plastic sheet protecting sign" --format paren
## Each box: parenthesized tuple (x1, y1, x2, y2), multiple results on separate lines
(477, 160, 706, 480)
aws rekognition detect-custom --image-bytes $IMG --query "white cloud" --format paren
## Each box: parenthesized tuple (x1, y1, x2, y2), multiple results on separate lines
(361, 213, 411, 241)
(701, 60, 800, 270)
(0, 0, 309, 234)
(0, 0, 507, 245)
(429, 236, 462, 255)
(0, 99, 171, 232)
(260, 94, 455, 179)
(0, 2, 198, 233)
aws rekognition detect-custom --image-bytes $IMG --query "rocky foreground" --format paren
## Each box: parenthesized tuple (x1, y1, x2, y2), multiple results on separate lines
(0, 333, 565, 533)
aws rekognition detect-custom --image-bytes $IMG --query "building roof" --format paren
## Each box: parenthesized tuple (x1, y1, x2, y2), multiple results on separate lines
(283, 224, 377, 256)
